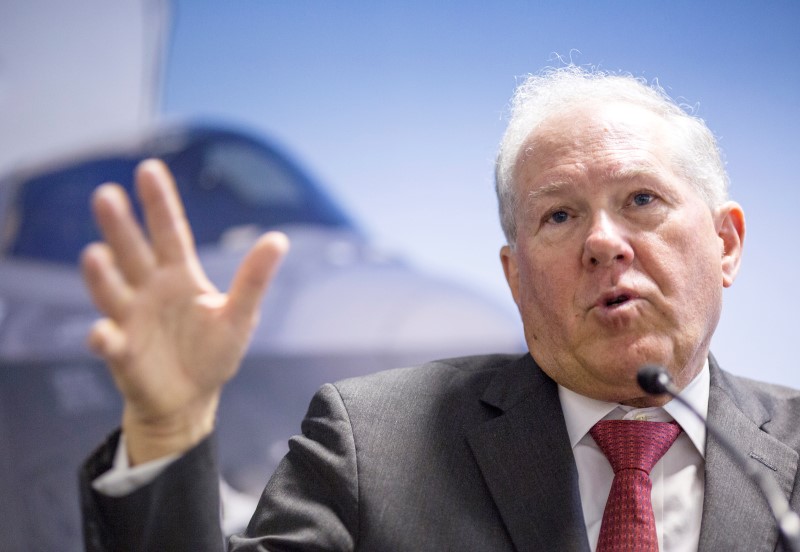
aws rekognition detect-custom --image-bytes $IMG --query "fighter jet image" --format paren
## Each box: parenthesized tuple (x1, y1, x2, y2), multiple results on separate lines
(0, 122, 523, 549)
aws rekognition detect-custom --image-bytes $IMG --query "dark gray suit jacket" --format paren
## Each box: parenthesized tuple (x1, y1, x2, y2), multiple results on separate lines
(80, 354, 800, 551)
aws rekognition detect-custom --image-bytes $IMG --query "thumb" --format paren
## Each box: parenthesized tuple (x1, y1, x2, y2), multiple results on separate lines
(226, 231, 289, 330)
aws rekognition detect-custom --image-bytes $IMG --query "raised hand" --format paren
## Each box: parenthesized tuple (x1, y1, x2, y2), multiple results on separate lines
(81, 159, 288, 465)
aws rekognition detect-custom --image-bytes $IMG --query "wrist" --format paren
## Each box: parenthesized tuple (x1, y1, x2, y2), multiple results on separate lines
(121, 395, 219, 466)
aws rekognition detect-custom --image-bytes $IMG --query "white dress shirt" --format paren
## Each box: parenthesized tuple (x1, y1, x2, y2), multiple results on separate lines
(559, 361, 709, 552)
(92, 436, 178, 496)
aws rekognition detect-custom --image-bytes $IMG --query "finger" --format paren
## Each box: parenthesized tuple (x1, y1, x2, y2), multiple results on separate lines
(226, 232, 289, 330)
(135, 159, 199, 268)
(92, 183, 156, 285)
(81, 242, 135, 319)
(87, 318, 128, 362)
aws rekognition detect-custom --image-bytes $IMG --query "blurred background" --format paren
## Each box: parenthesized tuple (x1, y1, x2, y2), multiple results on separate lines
(0, 0, 798, 548)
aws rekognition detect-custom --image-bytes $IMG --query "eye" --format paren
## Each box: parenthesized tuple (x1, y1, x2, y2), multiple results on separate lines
(547, 210, 570, 224)
(632, 192, 655, 206)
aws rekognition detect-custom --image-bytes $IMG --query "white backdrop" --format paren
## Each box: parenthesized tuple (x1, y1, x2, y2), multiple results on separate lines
(0, 0, 169, 172)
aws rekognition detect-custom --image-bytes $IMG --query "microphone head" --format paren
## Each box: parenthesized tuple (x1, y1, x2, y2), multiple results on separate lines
(637, 365, 672, 395)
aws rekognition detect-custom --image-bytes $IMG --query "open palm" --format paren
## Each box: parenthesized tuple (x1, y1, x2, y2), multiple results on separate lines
(81, 160, 288, 464)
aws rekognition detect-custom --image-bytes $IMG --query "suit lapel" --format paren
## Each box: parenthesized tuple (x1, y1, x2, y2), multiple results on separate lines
(698, 358, 799, 551)
(466, 355, 590, 552)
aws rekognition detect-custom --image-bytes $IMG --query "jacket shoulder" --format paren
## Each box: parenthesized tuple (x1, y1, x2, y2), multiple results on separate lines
(713, 364, 800, 443)
(332, 353, 523, 399)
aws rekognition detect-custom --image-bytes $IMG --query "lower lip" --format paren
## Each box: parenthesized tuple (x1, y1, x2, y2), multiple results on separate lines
(593, 298, 641, 321)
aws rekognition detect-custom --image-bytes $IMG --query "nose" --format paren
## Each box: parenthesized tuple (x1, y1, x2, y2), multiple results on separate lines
(581, 212, 634, 269)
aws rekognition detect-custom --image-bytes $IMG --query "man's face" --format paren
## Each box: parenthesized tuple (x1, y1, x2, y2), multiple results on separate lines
(501, 102, 744, 406)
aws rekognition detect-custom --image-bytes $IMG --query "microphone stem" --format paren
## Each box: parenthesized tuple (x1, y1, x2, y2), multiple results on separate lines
(665, 386, 800, 552)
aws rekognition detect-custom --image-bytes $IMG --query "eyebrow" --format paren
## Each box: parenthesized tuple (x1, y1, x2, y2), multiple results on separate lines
(526, 180, 573, 202)
(607, 165, 663, 182)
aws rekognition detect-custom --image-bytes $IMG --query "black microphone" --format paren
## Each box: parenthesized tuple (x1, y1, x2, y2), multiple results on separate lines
(637, 365, 800, 552)
(637, 364, 675, 396)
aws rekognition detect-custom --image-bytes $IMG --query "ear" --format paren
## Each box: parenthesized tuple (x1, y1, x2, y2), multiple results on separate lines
(715, 201, 745, 288)
(500, 245, 521, 306)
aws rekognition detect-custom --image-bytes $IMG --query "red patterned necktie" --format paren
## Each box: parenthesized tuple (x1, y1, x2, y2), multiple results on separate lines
(589, 419, 682, 552)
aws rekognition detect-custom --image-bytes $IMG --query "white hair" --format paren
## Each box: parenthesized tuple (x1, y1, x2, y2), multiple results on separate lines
(495, 65, 729, 245)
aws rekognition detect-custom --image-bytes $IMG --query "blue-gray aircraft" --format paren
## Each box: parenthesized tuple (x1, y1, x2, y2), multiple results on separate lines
(0, 122, 523, 549)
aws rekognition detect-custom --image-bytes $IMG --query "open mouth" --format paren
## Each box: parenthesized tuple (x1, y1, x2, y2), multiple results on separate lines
(605, 294, 630, 307)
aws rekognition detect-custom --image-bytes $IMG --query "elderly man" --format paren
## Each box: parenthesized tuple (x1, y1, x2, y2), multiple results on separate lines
(80, 66, 800, 551)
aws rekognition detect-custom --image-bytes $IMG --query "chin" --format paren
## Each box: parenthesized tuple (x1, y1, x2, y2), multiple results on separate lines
(598, 335, 676, 371)
(579, 350, 663, 377)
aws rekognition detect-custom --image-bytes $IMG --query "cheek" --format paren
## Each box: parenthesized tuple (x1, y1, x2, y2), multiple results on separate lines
(648, 227, 723, 322)
(517, 252, 578, 325)
(683, 251, 723, 319)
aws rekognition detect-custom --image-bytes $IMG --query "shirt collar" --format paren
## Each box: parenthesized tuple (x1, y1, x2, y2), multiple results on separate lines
(558, 359, 709, 457)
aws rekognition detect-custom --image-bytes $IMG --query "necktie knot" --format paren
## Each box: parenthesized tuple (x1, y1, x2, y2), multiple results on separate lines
(590, 419, 681, 474)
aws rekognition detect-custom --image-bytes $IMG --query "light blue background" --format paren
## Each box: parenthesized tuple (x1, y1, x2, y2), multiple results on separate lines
(161, 1, 800, 387)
